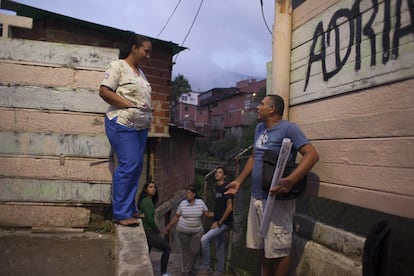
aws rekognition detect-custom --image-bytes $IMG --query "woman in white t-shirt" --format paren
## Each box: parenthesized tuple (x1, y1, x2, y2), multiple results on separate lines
(99, 34, 153, 227)
(164, 187, 213, 276)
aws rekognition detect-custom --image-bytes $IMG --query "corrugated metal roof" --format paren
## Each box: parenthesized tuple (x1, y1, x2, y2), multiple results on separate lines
(169, 124, 205, 137)
(1, 0, 186, 55)
(198, 87, 240, 106)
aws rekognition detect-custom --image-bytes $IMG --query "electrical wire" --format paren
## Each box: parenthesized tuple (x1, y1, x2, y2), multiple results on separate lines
(157, 0, 182, 38)
(260, 0, 272, 35)
(173, 0, 204, 63)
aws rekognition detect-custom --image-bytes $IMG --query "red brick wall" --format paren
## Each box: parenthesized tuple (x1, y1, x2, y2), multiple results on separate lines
(209, 94, 247, 128)
(236, 78, 266, 93)
(154, 130, 196, 202)
(196, 106, 209, 125)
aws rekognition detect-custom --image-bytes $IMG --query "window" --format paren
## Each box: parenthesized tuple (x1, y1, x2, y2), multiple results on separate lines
(245, 94, 252, 109)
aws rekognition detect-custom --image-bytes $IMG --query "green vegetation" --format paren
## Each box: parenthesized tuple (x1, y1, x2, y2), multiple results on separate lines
(171, 74, 192, 107)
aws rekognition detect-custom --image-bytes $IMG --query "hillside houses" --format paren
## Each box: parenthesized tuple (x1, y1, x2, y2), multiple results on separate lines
(173, 78, 266, 140)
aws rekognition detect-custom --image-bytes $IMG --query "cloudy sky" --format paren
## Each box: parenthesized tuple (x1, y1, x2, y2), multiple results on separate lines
(6, 0, 276, 91)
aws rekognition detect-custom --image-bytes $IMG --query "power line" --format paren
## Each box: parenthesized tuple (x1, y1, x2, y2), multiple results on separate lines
(157, 0, 182, 38)
(173, 0, 204, 63)
(179, 0, 204, 46)
(260, 0, 272, 35)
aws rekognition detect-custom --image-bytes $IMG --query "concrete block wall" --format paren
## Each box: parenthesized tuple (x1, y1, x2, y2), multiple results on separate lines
(0, 38, 117, 227)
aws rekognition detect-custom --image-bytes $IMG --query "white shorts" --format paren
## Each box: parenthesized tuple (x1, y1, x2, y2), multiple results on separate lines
(246, 197, 295, 259)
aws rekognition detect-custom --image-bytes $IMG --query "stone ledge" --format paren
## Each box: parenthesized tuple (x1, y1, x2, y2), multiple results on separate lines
(114, 221, 153, 276)
(293, 214, 365, 260)
(291, 235, 362, 276)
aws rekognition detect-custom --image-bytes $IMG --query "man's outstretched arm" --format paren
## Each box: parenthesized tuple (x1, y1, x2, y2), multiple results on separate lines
(225, 154, 254, 195)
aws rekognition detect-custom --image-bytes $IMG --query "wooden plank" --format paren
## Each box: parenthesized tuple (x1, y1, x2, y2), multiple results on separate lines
(0, 205, 91, 227)
(292, 0, 341, 30)
(292, 0, 387, 49)
(0, 85, 108, 113)
(289, 79, 414, 122)
(312, 182, 414, 219)
(0, 108, 105, 135)
(0, 156, 113, 183)
(312, 163, 414, 196)
(0, 131, 110, 158)
(291, 80, 414, 139)
(290, 0, 414, 104)
(0, 178, 111, 203)
(298, 109, 414, 140)
(312, 137, 414, 167)
(291, 7, 413, 73)
(0, 63, 105, 91)
(0, 38, 118, 69)
(291, 42, 414, 104)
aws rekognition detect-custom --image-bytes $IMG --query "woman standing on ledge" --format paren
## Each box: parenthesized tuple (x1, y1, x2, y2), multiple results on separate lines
(99, 34, 153, 227)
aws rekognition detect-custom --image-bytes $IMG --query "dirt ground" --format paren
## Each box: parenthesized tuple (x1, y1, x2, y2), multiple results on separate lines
(150, 250, 183, 276)
(0, 226, 236, 276)
(0, 228, 115, 276)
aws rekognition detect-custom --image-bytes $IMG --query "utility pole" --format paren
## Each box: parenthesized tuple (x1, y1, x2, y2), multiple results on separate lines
(271, 0, 292, 120)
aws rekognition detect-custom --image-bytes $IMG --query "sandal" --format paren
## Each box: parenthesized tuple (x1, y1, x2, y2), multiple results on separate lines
(116, 218, 140, 227)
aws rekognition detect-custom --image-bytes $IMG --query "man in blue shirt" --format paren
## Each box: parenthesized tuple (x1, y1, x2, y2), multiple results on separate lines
(226, 95, 319, 276)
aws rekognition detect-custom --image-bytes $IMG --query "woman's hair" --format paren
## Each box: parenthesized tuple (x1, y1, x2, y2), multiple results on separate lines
(186, 186, 199, 199)
(119, 34, 151, 59)
(138, 180, 159, 207)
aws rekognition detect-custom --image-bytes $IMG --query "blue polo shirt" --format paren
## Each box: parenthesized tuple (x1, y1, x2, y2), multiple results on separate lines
(251, 120, 309, 200)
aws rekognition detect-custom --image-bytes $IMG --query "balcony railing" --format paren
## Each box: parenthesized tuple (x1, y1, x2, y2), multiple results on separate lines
(195, 160, 233, 171)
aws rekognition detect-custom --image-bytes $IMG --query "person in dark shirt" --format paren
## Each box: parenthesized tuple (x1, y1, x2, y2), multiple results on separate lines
(200, 167, 234, 274)
(138, 181, 171, 276)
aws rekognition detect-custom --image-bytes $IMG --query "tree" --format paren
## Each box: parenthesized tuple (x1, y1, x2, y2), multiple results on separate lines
(256, 85, 266, 103)
(171, 74, 192, 108)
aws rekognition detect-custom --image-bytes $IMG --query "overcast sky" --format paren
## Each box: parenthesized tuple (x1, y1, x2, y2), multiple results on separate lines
(6, 0, 275, 91)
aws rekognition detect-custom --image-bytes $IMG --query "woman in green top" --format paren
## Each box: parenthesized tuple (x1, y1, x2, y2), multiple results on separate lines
(138, 181, 171, 276)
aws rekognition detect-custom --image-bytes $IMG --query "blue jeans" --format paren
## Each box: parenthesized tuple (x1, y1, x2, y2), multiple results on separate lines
(105, 116, 148, 220)
(200, 225, 229, 273)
